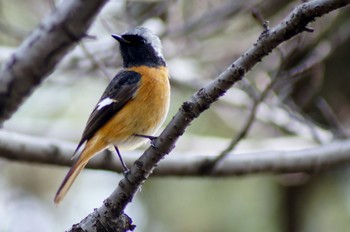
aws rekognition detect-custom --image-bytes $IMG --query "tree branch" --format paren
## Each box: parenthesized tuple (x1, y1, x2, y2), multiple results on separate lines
(1, 0, 348, 231)
(66, 0, 350, 231)
(1, 130, 350, 176)
(0, 0, 108, 124)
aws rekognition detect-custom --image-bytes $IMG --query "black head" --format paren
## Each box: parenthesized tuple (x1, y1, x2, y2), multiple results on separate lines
(112, 27, 166, 68)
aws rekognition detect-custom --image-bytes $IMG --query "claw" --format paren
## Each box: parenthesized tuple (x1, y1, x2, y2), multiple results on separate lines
(134, 134, 158, 147)
(123, 168, 132, 183)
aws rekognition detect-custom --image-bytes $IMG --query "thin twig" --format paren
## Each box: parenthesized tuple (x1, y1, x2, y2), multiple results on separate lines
(316, 97, 348, 138)
(79, 41, 112, 80)
(200, 75, 280, 173)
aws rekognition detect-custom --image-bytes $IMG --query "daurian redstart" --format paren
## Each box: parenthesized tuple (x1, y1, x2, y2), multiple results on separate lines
(54, 27, 170, 204)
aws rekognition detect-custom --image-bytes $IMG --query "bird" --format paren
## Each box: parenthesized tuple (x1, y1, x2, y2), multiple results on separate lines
(54, 27, 170, 204)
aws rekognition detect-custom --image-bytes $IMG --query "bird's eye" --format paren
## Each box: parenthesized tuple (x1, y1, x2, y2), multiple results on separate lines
(134, 36, 146, 45)
(139, 38, 146, 44)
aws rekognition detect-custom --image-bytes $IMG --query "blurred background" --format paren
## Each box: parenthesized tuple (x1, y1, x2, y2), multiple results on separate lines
(1, 0, 350, 231)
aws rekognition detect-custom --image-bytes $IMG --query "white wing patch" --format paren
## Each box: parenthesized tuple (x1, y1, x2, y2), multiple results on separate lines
(97, 97, 116, 110)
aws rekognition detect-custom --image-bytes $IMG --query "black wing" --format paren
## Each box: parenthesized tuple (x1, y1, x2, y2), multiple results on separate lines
(73, 70, 141, 154)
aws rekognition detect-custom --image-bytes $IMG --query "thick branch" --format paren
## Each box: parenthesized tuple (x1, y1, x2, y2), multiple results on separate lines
(0, 0, 108, 124)
(1, 130, 350, 176)
(67, 0, 350, 231)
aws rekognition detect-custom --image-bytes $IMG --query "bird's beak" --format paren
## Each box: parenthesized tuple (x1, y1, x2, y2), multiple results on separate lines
(111, 34, 130, 44)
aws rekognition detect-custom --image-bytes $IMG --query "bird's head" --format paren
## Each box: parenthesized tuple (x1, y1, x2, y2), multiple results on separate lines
(112, 27, 166, 68)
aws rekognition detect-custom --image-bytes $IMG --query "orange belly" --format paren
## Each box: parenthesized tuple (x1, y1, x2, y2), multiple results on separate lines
(93, 65, 170, 150)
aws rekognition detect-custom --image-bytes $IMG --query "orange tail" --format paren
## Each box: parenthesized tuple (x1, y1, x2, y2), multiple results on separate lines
(54, 140, 106, 204)
(54, 157, 88, 204)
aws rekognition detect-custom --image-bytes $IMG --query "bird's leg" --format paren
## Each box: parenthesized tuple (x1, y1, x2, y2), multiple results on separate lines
(134, 133, 157, 147)
(114, 146, 130, 176)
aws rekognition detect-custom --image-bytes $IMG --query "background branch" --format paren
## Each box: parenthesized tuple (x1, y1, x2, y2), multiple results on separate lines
(0, 0, 108, 124)
(1, 130, 350, 176)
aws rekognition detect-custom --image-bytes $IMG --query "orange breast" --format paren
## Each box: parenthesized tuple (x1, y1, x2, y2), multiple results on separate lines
(94, 65, 170, 150)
